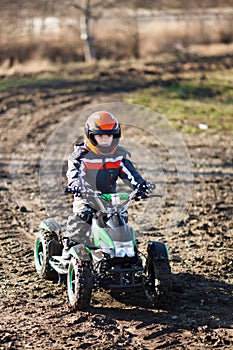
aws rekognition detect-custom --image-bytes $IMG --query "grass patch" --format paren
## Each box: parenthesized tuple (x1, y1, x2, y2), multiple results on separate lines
(0, 76, 61, 91)
(125, 69, 233, 133)
(1, 60, 232, 134)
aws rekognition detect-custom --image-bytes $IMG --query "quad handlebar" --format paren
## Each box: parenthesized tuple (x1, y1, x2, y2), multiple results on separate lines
(65, 184, 162, 215)
(65, 183, 161, 201)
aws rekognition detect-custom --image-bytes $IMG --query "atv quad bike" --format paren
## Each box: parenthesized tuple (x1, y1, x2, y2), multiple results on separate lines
(34, 187, 172, 310)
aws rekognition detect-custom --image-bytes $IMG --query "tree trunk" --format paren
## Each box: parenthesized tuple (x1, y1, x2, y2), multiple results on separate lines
(131, 8, 140, 59)
(79, 2, 96, 62)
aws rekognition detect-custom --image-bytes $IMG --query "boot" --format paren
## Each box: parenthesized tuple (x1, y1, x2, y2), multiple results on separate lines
(61, 237, 70, 260)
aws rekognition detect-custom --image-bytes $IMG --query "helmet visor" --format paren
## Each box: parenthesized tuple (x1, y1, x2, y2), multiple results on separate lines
(89, 128, 120, 136)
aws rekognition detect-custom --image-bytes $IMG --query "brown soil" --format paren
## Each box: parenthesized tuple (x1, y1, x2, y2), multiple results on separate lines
(0, 57, 232, 349)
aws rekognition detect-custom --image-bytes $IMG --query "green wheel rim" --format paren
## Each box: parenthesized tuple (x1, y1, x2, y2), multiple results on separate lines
(68, 265, 75, 302)
(35, 239, 44, 272)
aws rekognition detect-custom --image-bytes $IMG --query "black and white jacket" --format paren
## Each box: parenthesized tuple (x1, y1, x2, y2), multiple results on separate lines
(66, 142, 145, 194)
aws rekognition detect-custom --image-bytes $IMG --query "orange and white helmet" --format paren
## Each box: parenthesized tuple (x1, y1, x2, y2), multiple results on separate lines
(84, 111, 121, 154)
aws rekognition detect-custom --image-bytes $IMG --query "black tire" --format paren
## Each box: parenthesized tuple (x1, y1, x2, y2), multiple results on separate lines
(67, 257, 93, 311)
(145, 258, 172, 306)
(34, 231, 58, 281)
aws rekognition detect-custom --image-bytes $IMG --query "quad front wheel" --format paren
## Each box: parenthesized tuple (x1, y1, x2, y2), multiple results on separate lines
(67, 257, 93, 311)
(145, 258, 172, 305)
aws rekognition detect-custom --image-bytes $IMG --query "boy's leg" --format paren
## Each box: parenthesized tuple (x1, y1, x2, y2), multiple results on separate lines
(62, 199, 94, 258)
(61, 215, 92, 259)
(65, 214, 91, 244)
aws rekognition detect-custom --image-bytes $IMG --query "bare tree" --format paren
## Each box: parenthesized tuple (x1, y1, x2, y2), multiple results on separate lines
(1, 0, 232, 64)
(114, 0, 156, 59)
(69, 0, 127, 62)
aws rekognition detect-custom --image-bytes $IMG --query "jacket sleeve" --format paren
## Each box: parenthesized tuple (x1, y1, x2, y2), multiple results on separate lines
(119, 158, 145, 189)
(66, 158, 81, 188)
(66, 147, 87, 188)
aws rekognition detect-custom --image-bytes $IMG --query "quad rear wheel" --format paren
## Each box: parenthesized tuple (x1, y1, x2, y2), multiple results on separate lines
(67, 257, 93, 311)
(34, 231, 59, 281)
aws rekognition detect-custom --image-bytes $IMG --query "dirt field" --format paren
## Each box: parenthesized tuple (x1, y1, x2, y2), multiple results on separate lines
(0, 57, 232, 349)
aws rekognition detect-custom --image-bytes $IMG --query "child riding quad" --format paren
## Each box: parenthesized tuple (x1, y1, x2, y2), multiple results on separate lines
(34, 111, 172, 310)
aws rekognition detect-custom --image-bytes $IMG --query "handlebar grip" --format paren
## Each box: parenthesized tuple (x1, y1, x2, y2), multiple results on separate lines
(65, 186, 94, 197)
(65, 187, 73, 194)
(64, 186, 81, 195)
(149, 194, 163, 198)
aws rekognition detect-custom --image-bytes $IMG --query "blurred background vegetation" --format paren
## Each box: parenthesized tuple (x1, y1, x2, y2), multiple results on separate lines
(0, 0, 233, 67)
(1, 1, 232, 134)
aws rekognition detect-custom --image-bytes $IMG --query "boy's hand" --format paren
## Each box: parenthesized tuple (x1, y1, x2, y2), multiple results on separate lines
(134, 190, 147, 201)
(73, 186, 82, 196)
(65, 185, 82, 196)
(134, 182, 155, 201)
(138, 181, 155, 195)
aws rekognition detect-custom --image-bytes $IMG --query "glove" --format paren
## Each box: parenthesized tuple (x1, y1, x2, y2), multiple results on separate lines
(65, 184, 82, 196)
(65, 186, 75, 194)
(79, 206, 94, 224)
(134, 190, 147, 201)
(66, 177, 90, 195)
(138, 181, 155, 195)
(73, 185, 82, 196)
(134, 181, 155, 201)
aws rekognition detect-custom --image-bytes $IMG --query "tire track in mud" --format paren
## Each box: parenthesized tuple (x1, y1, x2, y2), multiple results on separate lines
(0, 68, 233, 349)
(0, 89, 92, 243)
(0, 192, 167, 350)
(0, 87, 156, 349)
(0, 94, 166, 349)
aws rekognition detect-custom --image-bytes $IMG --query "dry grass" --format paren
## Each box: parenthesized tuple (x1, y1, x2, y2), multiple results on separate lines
(0, 11, 232, 68)
(0, 58, 59, 76)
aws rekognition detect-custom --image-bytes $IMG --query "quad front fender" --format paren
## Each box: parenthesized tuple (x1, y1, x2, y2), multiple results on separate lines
(70, 244, 92, 262)
(147, 241, 169, 260)
(39, 218, 62, 233)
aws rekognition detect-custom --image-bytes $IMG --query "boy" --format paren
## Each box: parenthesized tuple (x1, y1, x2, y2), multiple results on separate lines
(63, 111, 153, 257)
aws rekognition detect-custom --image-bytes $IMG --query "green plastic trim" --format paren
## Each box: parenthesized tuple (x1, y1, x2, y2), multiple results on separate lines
(69, 247, 79, 259)
(86, 247, 91, 255)
(69, 246, 92, 260)
(165, 244, 169, 258)
(39, 221, 51, 232)
(101, 193, 129, 201)
(68, 265, 75, 300)
(93, 225, 114, 249)
(35, 239, 42, 270)
(130, 227, 136, 246)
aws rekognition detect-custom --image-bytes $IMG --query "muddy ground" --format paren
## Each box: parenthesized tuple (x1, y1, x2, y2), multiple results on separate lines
(0, 57, 233, 349)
